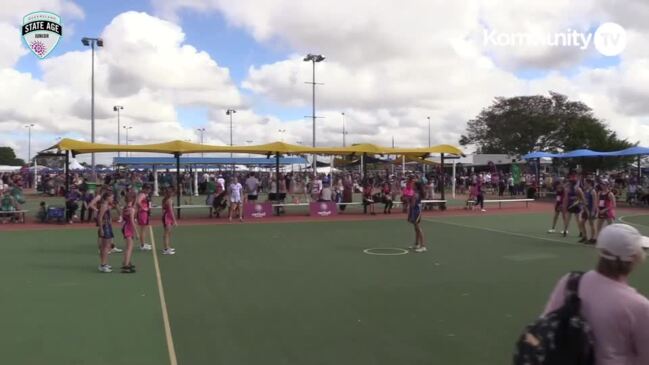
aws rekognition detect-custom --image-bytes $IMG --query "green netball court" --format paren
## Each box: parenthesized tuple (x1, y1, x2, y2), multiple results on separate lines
(3, 209, 649, 365)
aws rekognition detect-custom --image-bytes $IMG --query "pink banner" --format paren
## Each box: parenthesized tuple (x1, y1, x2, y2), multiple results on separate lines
(244, 202, 273, 219)
(309, 201, 337, 217)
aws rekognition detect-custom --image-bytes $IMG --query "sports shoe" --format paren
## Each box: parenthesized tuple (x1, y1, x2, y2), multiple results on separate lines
(121, 265, 136, 274)
(162, 248, 176, 255)
(98, 264, 112, 273)
(139, 244, 152, 251)
(414, 246, 428, 253)
(547, 229, 556, 233)
(578, 237, 587, 243)
(562, 230, 568, 237)
(110, 247, 123, 254)
(481, 209, 486, 212)
(588, 239, 597, 244)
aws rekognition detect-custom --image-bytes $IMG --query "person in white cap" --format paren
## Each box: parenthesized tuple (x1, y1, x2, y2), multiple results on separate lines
(542, 224, 649, 364)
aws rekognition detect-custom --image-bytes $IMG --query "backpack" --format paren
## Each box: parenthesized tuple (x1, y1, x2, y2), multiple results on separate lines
(513, 271, 595, 365)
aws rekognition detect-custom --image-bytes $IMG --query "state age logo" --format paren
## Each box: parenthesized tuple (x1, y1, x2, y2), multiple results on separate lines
(22, 11, 63, 59)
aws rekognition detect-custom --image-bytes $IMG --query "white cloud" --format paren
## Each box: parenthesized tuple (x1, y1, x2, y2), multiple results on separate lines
(0, 9, 248, 163)
(150, 0, 649, 151)
(4, 0, 649, 166)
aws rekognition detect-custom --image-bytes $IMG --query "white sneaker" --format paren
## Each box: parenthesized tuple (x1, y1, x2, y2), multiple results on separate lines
(98, 264, 112, 273)
(162, 248, 176, 255)
(481, 209, 486, 212)
(139, 244, 153, 251)
(110, 247, 123, 253)
(415, 246, 428, 253)
(547, 229, 556, 233)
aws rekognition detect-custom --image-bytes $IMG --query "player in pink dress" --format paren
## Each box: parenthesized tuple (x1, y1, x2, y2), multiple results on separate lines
(161, 188, 177, 255)
(136, 185, 152, 251)
(121, 192, 140, 273)
(595, 181, 616, 239)
(548, 183, 566, 234)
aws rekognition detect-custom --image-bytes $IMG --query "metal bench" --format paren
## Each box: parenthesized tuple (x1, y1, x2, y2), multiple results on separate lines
(468, 199, 534, 208)
(0, 209, 28, 223)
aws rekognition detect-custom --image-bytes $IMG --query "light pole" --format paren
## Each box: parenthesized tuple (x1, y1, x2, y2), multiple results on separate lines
(245, 140, 253, 158)
(113, 105, 123, 157)
(225, 109, 236, 147)
(427, 116, 431, 147)
(123, 125, 132, 157)
(24, 124, 35, 162)
(278, 129, 287, 142)
(303, 53, 325, 172)
(225, 109, 236, 173)
(426, 116, 431, 174)
(341, 112, 348, 147)
(197, 128, 206, 158)
(81, 36, 104, 177)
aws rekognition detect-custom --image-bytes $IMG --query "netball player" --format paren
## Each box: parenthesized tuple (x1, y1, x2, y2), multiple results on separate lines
(135, 184, 152, 251)
(596, 181, 617, 239)
(89, 186, 122, 253)
(161, 188, 177, 255)
(121, 191, 139, 273)
(409, 181, 426, 253)
(563, 177, 586, 238)
(548, 183, 566, 234)
(228, 177, 243, 222)
(97, 191, 115, 273)
(579, 179, 597, 244)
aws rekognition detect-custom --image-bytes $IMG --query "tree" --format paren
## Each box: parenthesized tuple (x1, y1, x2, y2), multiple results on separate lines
(459, 92, 632, 159)
(0, 147, 26, 166)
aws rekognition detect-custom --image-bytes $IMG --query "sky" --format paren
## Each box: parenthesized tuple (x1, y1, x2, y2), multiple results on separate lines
(2, 0, 649, 164)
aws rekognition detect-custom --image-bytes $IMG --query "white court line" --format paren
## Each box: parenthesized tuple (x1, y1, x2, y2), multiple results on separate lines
(149, 226, 178, 365)
(619, 215, 649, 229)
(363, 248, 409, 256)
(422, 218, 586, 247)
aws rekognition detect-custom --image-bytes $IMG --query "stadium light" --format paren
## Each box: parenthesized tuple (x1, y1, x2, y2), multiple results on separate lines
(81, 36, 104, 178)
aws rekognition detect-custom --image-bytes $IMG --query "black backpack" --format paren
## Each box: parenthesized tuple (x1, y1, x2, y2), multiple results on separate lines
(513, 271, 595, 365)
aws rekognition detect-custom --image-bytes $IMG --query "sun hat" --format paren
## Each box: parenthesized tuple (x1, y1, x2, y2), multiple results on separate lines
(596, 224, 649, 262)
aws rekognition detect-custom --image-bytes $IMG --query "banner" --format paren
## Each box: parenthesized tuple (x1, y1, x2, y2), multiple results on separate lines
(309, 201, 337, 217)
(512, 164, 521, 185)
(243, 202, 273, 219)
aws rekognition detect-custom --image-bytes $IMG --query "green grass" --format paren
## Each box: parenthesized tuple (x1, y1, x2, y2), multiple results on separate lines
(4, 210, 649, 364)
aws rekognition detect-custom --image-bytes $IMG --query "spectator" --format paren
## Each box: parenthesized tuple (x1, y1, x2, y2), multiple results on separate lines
(245, 173, 260, 202)
(542, 224, 649, 364)
(65, 185, 81, 223)
(0, 190, 19, 223)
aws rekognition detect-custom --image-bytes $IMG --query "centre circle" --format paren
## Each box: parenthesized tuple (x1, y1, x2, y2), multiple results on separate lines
(363, 248, 409, 256)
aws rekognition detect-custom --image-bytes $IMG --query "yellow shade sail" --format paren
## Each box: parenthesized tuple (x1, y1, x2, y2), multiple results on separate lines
(42, 138, 463, 157)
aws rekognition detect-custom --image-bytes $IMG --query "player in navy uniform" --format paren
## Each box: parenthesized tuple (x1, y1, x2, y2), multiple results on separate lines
(548, 183, 565, 234)
(562, 176, 587, 239)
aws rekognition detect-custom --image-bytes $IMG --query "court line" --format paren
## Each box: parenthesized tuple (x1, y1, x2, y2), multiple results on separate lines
(618, 214, 649, 229)
(422, 218, 586, 247)
(363, 248, 409, 256)
(149, 226, 178, 365)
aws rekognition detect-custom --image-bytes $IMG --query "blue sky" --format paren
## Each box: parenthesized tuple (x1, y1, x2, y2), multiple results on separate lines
(15, 0, 309, 128)
(5, 0, 643, 163)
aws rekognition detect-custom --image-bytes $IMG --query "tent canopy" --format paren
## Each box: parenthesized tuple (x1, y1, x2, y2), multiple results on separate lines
(113, 156, 307, 166)
(42, 138, 463, 157)
(523, 147, 649, 160)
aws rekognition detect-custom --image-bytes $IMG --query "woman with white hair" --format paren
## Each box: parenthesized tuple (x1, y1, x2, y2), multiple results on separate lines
(542, 224, 649, 364)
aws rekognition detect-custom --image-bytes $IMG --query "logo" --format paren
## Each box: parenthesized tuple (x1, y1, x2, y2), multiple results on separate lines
(318, 202, 332, 216)
(593, 22, 626, 57)
(22, 11, 62, 59)
(482, 22, 626, 57)
(250, 203, 267, 218)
